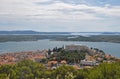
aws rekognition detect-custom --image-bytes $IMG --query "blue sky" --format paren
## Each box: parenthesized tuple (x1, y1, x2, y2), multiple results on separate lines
(0, 0, 120, 32)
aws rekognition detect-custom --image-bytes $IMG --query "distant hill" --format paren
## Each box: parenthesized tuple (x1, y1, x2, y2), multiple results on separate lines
(102, 32, 120, 35)
(0, 31, 119, 35)
(0, 31, 120, 43)
(0, 30, 40, 35)
(0, 31, 71, 35)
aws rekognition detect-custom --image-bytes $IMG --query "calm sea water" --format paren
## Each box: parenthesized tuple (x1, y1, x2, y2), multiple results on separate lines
(0, 39, 120, 57)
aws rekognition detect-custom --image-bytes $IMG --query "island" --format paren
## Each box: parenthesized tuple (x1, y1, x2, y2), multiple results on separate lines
(0, 31, 120, 43)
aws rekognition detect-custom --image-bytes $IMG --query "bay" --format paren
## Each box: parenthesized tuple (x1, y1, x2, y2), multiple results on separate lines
(0, 39, 120, 58)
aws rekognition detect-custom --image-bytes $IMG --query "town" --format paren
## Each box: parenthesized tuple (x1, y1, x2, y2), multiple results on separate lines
(0, 45, 118, 69)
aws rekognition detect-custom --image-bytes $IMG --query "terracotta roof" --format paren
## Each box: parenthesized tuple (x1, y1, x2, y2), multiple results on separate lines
(48, 61, 58, 64)
(60, 60, 67, 64)
(73, 65, 80, 69)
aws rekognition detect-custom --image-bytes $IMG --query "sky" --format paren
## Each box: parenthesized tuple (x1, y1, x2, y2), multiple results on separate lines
(0, 0, 120, 32)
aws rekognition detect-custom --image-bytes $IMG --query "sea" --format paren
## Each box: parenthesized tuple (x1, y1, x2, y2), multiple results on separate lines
(0, 39, 120, 58)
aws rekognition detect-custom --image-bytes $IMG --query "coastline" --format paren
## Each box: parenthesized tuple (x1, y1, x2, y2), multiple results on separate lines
(0, 45, 118, 66)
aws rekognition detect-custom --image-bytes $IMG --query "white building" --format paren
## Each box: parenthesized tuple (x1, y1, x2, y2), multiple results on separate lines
(80, 60, 98, 66)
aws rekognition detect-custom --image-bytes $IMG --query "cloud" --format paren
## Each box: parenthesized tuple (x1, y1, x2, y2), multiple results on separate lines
(0, 0, 120, 21)
(0, 0, 120, 32)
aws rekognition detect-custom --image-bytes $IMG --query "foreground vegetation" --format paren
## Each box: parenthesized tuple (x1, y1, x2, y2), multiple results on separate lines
(0, 59, 120, 79)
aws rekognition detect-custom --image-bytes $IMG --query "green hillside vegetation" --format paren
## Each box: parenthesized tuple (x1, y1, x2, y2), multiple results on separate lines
(0, 35, 70, 42)
(55, 35, 120, 43)
(49, 51, 85, 63)
(0, 35, 120, 43)
(0, 59, 120, 79)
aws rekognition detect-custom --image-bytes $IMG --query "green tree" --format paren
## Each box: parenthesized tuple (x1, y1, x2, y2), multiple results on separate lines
(54, 65, 76, 79)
